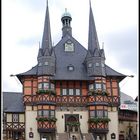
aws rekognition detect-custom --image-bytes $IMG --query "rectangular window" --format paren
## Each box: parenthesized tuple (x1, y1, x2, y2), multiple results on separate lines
(95, 63, 100, 66)
(38, 83, 42, 90)
(76, 89, 80, 95)
(103, 84, 106, 90)
(89, 84, 94, 90)
(51, 83, 55, 89)
(104, 111, 108, 117)
(69, 89, 74, 95)
(88, 63, 92, 68)
(95, 83, 102, 89)
(43, 110, 49, 117)
(38, 110, 42, 116)
(62, 89, 67, 95)
(97, 110, 103, 118)
(50, 111, 55, 117)
(44, 61, 49, 66)
(13, 114, 18, 122)
(43, 83, 49, 90)
(90, 111, 95, 117)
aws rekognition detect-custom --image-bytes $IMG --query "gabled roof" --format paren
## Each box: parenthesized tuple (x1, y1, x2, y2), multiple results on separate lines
(53, 35, 91, 80)
(3, 92, 24, 113)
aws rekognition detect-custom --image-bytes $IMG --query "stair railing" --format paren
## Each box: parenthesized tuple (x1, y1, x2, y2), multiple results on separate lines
(79, 126, 83, 140)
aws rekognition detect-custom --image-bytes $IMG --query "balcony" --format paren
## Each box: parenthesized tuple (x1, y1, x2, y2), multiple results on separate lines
(23, 90, 56, 105)
(88, 117, 110, 134)
(36, 117, 57, 133)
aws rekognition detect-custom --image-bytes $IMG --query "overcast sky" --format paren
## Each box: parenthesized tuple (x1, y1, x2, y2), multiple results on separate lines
(2, 0, 138, 99)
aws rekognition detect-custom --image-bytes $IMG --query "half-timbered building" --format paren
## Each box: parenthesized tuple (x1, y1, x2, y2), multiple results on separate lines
(2, 1, 137, 140)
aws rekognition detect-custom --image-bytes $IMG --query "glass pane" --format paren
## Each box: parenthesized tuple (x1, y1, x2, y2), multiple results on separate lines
(13, 114, 18, 122)
(43, 110, 49, 117)
(76, 89, 80, 95)
(103, 84, 106, 90)
(68, 66, 74, 71)
(89, 84, 94, 90)
(104, 111, 108, 117)
(50, 111, 55, 117)
(102, 63, 105, 67)
(38, 62, 42, 66)
(38, 83, 42, 89)
(51, 83, 55, 89)
(88, 63, 92, 68)
(38, 110, 42, 116)
(44, 61, 48, 65)
(43, 83, 49, 90)
(97, 110, 103, 117)
(62, 89, 67, 95)
(95, 63, 100, 66)
(95, 83, 101, 89)
(69, 89, 74, 95)
(90, 111, 95, 117)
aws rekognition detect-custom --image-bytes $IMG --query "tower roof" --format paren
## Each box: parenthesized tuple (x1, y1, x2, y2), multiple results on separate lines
(88, 1, 100, 56)
(41, 0, 52, 55)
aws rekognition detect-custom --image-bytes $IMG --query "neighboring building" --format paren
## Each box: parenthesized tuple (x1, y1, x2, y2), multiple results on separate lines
(118, 92, 138, 140)
(3, 92, 25, 140)
(2, 1, 138, 140)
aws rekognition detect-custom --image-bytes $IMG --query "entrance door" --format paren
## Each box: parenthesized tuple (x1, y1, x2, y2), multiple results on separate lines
(13, 131, 22, 140)
(65, 114, 79, 132)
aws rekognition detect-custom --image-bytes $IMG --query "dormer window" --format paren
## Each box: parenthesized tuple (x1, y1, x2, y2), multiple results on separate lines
(101, 63, 105, 67)
(95, 63, 100, 66)
(88, 63, 92, 68)
(44, 61, 49, 66)
(38, 62, 42, 66)
(68, 65, 74, 71)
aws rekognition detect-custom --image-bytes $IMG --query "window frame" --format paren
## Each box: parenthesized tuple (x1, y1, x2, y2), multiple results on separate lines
(12, 114, 19, 122)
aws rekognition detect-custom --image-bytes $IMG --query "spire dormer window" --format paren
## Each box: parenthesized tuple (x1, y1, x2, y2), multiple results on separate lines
(67, 65, 74, 71)
(88, 63, 92, 68)
(95, 62, 100, 67)
(38, 62, 42, 66)
(44, 61, 49, 66)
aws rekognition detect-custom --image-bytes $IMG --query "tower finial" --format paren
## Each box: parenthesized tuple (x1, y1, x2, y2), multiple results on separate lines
(102, 42, 104, 49)
(65, 8, 67, 13)
(39, 41, 40, 48)
(89, 0, 91, 7)
(47, 0, 48, 6)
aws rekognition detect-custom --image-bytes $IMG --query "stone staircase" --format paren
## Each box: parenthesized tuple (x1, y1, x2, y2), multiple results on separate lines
(56, 133, 94, 140)
(70, 132, 81, 140)
(83, 133, 94, 140)
(56, 133, 69, 140)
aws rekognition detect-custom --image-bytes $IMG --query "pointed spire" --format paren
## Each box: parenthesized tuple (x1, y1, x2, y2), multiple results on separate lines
(88, 0, 100, 56)
(41, 0, 52, 55)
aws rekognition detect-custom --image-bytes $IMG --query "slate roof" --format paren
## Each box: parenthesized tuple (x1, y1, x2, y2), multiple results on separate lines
(17, 54, 126, 81)
(16, 1, 126, 82)
(120, 92, 138, 112)
(3, 92, 24, 113)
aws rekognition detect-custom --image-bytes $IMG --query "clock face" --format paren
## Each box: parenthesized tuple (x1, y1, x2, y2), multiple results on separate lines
(64, 41, 74, 52)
